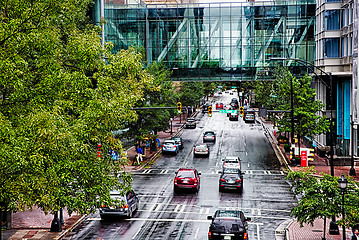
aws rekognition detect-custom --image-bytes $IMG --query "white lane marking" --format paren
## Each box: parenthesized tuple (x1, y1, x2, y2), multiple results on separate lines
(245, 151, 248, 156)
(248, 163, 250, 168)
(199, 208, 204, 214)
(148, 204, 156, 212)
(184, 162, 188, 165)
(256, 223, 261, 240)
(174, 205, 181, 212)
(132, 227, 142, 240)
(180, 205, 186, 213)
(154, 203, 162, 212)
(194, 228, 200, 239)
(280, 171, 284, 175)
(205, 208, 210, 214)
(251, 209, 255, 215)
(258, 209, 261, 215)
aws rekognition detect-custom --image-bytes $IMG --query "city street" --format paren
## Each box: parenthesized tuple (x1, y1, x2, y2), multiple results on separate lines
(62, 92, 296, 240)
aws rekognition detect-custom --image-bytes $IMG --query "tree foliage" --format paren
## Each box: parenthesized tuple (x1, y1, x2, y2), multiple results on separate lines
(273, 67, 329, 139)
(286, 168, 359, 229)
(0, 0, 154, 215)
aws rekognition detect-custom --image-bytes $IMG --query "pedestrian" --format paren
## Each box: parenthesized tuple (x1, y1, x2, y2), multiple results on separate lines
(109, 148, 119, 163)
(136, 147, 143, 161)
(352, 229, 359, 240)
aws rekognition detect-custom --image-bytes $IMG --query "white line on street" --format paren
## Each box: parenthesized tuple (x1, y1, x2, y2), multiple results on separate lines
(174, 205, 181, 212)
(258, 209, 261, 215)
(180, 205, 186, 213)
(154, 203, 162, 212)
(194, 228, 200, 239)
(199, 208, 204, 214)
(256, 223, 261, 240)
(132, 227, 142, 240)
(205, 208, 210, 214)
(148, 204, 156, 212)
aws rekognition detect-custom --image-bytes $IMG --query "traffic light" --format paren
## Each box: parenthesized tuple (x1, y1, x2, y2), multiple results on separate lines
(208, 106, 213, 117)
(177, 102, 182, 114)
(239, 106, 244, 117)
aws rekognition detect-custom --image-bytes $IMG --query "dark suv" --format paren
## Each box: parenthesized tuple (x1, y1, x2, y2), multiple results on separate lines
(207, 210, 251, 240)
(202, 103, 212, 113)
(219, 167, 244, 192)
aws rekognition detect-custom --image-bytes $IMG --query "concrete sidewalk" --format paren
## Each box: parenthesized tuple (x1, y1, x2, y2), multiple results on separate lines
(2, 110, 198, 240)
(261, 118, 358, 240)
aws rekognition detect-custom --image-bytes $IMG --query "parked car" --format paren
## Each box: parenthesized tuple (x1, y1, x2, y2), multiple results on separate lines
(207, 210, 251, 240)
(216, 102, 224, 109)
(219, 167, 244, 192)
(171, 137, 184, 150)
(99, 190, 139, 219)
(229, 112, 239, 121)
(185, 118, 197, 129)
(202, 103, 212, 113)
(203, 131, 216, 142)
(174, 168, 201, 193)
(194, 143, 209, 157)
(222, 156, 241, 169)
(162, 140, 179, 155)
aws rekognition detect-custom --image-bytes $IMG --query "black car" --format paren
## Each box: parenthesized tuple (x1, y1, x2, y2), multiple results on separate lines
(202, 103, 212, 113)
(185, 118, 196, 129)
(203, 131, 216, 142)
(219, 167, 244, 192)
(229, 112, 239, 121)
(171, 137, 184, 150)
(207, 210, 251, 240)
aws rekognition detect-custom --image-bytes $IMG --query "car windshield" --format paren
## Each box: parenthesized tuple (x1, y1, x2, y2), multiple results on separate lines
(223, 168, 240, 174)
(177, 171, 195, 178)
(187, 119, 195, 122)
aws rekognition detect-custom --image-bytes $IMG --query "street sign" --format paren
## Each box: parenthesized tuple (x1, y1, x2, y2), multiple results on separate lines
(301, 151, 308, 167)
(218, 110, 237, 113)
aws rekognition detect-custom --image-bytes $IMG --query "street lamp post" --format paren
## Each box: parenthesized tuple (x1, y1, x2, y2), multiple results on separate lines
(338, 175, 348, 240)
(271, 57, 338, 234)
(290, 76, 296, 166)
(170, 118, 173, 135)
(350, 118, 357, 176)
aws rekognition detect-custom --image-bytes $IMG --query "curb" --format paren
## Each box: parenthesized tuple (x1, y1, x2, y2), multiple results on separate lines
(55, 215, 87, 240)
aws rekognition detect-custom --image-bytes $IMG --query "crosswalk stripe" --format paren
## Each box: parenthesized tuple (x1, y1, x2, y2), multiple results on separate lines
(154, 203, 162, 212)
(180, 205, 186, 213)
(174, 205, 181, 212)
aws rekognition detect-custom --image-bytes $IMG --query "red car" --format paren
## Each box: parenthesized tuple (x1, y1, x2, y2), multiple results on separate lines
(174, 168, 201, 193)
(216, 102, 224, 109)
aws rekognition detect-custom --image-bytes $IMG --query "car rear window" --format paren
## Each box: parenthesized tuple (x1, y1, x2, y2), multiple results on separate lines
(223, 168, 240, 174)
(205, 132, 214, 136)
(177, 171, 195, 178)
(164, 141, 175, 145)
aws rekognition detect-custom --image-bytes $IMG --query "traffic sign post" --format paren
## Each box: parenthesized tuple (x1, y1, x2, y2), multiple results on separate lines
(301, 151, 308, 167)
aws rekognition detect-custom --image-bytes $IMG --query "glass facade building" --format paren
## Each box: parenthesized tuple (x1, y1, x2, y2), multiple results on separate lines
(96, 0, 316, 81)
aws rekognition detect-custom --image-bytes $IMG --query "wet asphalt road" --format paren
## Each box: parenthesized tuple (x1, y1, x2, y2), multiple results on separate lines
(64, 93, 297, 240)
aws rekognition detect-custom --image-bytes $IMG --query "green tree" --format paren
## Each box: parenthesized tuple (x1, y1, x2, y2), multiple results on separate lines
(286, 168, 359, 234)
(274, 67, 329, 142)
(130, 62, 176, 136)
(0, 0, 153, 227)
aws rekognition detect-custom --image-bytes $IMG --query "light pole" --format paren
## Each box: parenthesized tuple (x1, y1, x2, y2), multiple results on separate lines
(271, 57, 338, 234)
(350, 117, 357, 176)
(170, 118, 173, 135)
(338, 175, 348, 240)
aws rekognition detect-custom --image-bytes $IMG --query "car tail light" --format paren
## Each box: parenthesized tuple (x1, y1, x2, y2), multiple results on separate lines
(174, 178, 178, 184)
(236, 179, 242, 182)
(162, 145, 165, 147)
(206, 149, 208, 152)
(244, 233, 248, 239)
(220, 178, 225, 182)
(120, 204, 129, 209)
(194, 148, 196, 151)
(102, 204, 106, 208)
(194, 178, 198, 184)
(208, 231, 211, 238)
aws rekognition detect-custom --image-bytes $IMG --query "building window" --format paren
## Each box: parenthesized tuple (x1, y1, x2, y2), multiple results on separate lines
(324, 38, 339, 58)
(324, 10, 340, 30)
